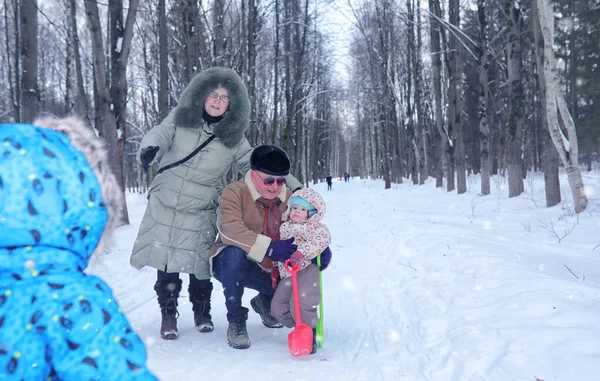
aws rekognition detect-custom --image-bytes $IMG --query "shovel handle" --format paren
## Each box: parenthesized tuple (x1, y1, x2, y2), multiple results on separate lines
(284, 259, 300, 274)
(284, 259, 304, 326)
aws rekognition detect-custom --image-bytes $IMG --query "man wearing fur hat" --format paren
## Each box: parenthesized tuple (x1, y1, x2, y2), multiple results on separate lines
(210, 145, 332, 349)
(129, 67, 302, 340)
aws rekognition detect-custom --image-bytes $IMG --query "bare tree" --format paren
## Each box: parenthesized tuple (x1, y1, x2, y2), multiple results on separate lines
(531, 0, 560, 207)
(20, 0, 39, 122)
(505, 0, 525, 197)
(84, 0, 139, 225)
(213, 0, 226, 66)
(158, 0, 169, 121)
(477, 0, 490, 195)
(177, 0, 202, 85)
(413, 0, 428, 185)
(4, 0, 20, 120)
(246, 0, 259, 140)
(406, 0, 420, 185)
(428, 0, 445, 188)
(65, 0, 88, 120)
(533, 0, 587, 213)
(271, 0, 281, 143)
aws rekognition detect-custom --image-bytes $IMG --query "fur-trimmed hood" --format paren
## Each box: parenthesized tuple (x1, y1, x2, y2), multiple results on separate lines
(283, 187, 327, 223)
(173, 67, 250, 148)
(0, 116, 122, 269)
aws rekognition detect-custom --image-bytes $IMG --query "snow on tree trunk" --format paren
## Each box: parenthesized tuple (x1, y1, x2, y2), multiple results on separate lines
(532, 0, 560, 208)
(534, 0, 587, 213)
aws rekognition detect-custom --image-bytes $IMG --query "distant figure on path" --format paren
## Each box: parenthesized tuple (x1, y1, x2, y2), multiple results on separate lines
(326, 175, 332, 191)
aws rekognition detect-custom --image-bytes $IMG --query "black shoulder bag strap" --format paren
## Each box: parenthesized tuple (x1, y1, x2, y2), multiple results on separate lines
(156, 134, 216, 175)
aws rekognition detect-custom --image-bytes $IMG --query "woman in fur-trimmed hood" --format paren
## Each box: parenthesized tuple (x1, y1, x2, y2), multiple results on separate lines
(0, 117, 157, 380)
(130, 67, 300, 340)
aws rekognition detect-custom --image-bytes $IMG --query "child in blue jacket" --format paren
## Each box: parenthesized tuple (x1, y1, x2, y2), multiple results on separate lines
(0, 117, 157, 380)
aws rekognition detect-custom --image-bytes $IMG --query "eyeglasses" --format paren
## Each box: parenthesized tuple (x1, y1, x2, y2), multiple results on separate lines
(255, 171, 286, 186)
(208, 92, 230, 103)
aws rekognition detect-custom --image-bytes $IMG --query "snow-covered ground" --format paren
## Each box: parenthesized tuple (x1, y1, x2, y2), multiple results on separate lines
(89, 171, 600, 381)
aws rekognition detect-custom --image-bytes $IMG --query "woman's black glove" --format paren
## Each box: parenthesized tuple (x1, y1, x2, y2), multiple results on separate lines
(140, 146, 159, 170)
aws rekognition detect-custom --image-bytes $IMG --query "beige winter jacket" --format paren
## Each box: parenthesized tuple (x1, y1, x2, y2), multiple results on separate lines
(210, 171, 292, 273)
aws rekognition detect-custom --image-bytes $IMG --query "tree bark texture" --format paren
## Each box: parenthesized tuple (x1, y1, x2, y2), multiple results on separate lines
(158, 0, 169, 121)
(534, 0, 587, 213)
(477, 0, 490, 195)
(428, 0, 445, 188)
(505, 0, 525, 198)
(532, 0, 560, 207)
(20, 0, 39, 122)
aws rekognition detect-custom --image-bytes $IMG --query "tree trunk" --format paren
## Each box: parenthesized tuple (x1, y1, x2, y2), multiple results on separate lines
(109, 0, 138, 225)
(445, 0, 457, 192)
(212, 0, 226, 66)
(449, 0, 465, 194)
(180, 0, 200, 84)
(5, 0, 18, 120)
(247, 0, 258, 142)
(271, 0, 280, 143)
(414, 0, 427, 185)
(428, 0, 445, 188)
(407, 0, 419, 185)
(477, 0, 490, 195)
(20, 0, 39, 122)
(158, 0, 169, 121)
(532, 0, 560, 207)
(534, 0, 587, 213)
(84, 0, 135, 226)
(65, 13, 73, 114)
(69, 0, 88, 121)
(505, 0, 525, 198)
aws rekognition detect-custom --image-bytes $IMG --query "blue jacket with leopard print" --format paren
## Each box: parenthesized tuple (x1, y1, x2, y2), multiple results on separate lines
(0, 121, 157, 380)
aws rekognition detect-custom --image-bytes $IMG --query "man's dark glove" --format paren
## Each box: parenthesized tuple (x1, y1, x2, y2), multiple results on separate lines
(312, 247, 332, 271)
(140, 146, 159, 170)
(266, 237, 297, 262)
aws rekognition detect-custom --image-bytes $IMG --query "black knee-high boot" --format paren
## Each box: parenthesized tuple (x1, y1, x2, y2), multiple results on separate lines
(154, 279, 182, 340)
(188, 280, 214, 332)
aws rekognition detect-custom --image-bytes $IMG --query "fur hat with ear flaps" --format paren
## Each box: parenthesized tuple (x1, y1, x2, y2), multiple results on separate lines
(250, 144, 291, 176)
(173, 67, 250, 148)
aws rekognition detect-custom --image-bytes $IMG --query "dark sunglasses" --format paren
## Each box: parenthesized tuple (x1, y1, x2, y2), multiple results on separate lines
(255, 171, 286, 186)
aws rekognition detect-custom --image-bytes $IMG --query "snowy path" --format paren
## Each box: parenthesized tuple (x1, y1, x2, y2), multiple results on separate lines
(89, 177, 600, 381)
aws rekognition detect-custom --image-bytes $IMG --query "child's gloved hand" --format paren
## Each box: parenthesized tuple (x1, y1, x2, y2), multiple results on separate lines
(266, 237, 297, 262)
(312, 247, 332, 270)
(290, 251, 305, 266)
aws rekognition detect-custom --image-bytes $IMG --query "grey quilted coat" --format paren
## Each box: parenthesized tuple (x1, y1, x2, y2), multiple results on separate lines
(130, 67, 300, 279)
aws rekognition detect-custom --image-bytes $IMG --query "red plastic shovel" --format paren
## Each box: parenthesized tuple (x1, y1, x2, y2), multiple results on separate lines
(284, 259, 313, 357)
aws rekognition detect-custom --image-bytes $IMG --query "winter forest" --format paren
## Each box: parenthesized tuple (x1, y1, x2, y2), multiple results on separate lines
(1, 0, 599, 223)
